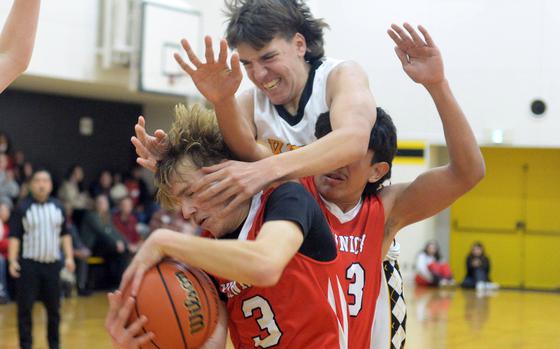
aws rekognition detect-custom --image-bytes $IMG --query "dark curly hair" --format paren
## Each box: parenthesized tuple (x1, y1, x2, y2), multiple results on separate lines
(224, 0, 329, 62)
(314, 108, 397, 196)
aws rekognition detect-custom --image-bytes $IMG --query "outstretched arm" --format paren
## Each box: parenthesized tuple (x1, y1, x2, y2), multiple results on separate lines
(0, 0, 41, 92)
(381, 23, 485, 255)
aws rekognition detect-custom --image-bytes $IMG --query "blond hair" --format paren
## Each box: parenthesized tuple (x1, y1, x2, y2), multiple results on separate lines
(155, 104, 232, 208)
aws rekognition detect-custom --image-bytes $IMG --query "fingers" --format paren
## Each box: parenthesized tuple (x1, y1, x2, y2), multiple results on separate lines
(135, 117, 148, 145)
(418, 25, 435, 47)
(199, 183, 239, 211)
(131, 136, 150, 160)
(390, 24, 414, 49)
(130, 266, 147, 297)
(204, 36, 215, 65)
(180, 38, 203, 67)
(394, 47, 409, 67)
(174, 52, 195, 76)
(154, 129, 168, 141)
(218, 39, 228, 64)
(220, 192, 248, 217)
(137, 157, 157, 173)
(230, 52, 242, 77)
(116, 297, 136, 328)
(403, 22, 426, 46)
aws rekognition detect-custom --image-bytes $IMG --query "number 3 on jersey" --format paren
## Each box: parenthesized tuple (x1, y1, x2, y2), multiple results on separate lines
(346, 263, 365, 317)
(242, 295, 283, 348)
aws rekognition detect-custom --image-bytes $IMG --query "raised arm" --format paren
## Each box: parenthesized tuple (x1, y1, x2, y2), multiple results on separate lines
(381, 24, 485, 255)
(0, 0, 41, 92)
(174, 37, 271, 161)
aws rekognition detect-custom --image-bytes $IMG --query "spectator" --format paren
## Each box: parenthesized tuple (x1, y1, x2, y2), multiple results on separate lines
(415, 240, 454, 287)
(63, 204, 91, 296)
(80, 194, 128, 288)
(461, 242, 499, 291)
(89, 170, 114, 206)
(109, 172, 128, 204)
(0, 201, 11, 303)
(112, 197, 141, 253)
(0, 132, 13, 168)
(0, 155, 19, 204)
(57, 164, 91, 210)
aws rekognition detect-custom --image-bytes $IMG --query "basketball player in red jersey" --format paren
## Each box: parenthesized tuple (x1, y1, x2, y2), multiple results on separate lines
(106, 104, 348, 349)
(0, 0, 41, 93)
(299, 24, 485, 348)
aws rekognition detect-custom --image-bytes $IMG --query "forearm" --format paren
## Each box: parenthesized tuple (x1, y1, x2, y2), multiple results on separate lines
(214, 97, 269, 162)
(8, 238, 20, 262)
(155, 230, 280, 287)
(61, 235, 74, 260)
(0, 0, 41, 71)
(426, 80, 485, 185)
(259, 126, 369, 182)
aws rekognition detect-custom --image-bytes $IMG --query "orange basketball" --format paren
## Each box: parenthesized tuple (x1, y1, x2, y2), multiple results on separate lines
(124, 259, 220, 349)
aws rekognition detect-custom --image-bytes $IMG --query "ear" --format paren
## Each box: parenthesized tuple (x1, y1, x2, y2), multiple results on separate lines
(293, 32, 307, 57)
(367, 162, 390, 184)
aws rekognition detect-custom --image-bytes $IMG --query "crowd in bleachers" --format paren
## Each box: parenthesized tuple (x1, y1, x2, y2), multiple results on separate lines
(0, 130, 195, 303)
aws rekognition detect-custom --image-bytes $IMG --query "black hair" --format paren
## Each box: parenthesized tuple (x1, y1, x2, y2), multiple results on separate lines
(224, 0, 329, 62)
(314, 107, 397, 196)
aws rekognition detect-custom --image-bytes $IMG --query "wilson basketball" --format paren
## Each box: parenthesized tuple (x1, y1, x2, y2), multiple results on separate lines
(124, 259, 220, 349)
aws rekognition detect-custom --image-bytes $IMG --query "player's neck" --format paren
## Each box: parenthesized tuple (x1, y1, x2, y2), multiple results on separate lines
(283, 61, 311, 115)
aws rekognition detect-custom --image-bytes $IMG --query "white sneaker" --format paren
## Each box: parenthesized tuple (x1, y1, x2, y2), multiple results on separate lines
(485, 282, 499, 290)
(476, 281, 485, 292)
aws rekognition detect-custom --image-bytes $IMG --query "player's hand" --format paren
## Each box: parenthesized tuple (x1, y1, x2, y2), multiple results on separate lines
(105, 291, 154, 349)
(388, 23, 445, 88)
(191, 160, 272, 220)
(131, 116, 169, 173)
(9, 260, 20, 278)
(174, 36, 242, 105)
(65, 257, 76, 273)
(119, 231, 165, 297)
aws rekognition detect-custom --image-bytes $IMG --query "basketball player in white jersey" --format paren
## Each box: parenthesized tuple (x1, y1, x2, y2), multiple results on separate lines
(0, 0, 41, 93)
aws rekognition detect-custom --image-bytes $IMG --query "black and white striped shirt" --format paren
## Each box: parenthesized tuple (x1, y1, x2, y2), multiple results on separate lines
(9, 197, 68, 263)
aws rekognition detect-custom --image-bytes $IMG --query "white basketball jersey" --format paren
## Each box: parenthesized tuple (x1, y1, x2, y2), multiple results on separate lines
(253, 57, 343, 153)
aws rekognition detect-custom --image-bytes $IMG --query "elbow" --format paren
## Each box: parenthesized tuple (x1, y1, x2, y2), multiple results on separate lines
(458, 158, 486, 192)
(246, 260, 283, 287)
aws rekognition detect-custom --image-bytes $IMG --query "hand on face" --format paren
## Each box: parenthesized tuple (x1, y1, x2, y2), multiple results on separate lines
(174, 36, 243, 105)
(190, 160, 270, 225)
(131, 116, 169, 173)
(388, 23, 445, 87)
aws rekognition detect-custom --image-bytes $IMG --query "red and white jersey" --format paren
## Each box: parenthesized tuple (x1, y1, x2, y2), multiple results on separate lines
(213, 189, 348, 349)
(253, 57, 343, 154)
(301, 177, 384, 349)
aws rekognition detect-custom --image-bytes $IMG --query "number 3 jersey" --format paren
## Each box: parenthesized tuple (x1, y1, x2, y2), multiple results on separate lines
(212, 182, 349, 349)
(300, 176, 385, 349)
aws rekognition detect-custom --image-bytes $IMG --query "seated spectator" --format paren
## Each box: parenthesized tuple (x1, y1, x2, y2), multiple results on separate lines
(461, 242, 499, 291)
(0, 200, 10, 303)
(16, 161, 33, 201)
(80, 194, 128, 288)
(149, 206, 197, 236)
(0, 154, 19, 205)
(58, 164, 91, 210)
(64, 204, 91, 296)
(109, 172, 128, 204)
(415, 240, 455, 287)
(112, 197, 141, 253)
(0, 132, 13, 169)
(89, 170, 114, 207)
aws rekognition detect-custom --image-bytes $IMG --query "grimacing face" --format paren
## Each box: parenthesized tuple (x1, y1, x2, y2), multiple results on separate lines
(169, 158, 249, 238)
(236, 34, 308, 110)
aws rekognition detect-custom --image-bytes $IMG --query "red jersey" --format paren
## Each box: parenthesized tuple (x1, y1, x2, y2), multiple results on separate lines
(301, 177, 384, 349)
(212, 187, 348, 349)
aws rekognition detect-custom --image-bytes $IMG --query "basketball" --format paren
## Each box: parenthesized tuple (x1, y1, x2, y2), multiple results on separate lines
(124, 259, 220, 349)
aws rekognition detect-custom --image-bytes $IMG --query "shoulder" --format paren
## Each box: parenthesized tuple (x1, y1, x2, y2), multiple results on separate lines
(48, 198, 65, 210)
(328, 60, 368, 84)
(15, 198, 33, 213)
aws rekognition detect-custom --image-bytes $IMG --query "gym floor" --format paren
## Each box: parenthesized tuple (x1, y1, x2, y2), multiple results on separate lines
(1, 286, 558, 349)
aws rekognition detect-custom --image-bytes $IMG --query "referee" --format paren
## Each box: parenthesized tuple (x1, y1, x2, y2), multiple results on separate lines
(8, 169, 75, 349)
